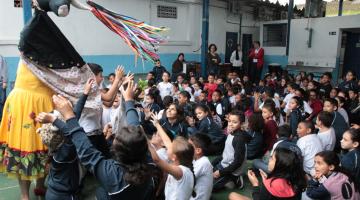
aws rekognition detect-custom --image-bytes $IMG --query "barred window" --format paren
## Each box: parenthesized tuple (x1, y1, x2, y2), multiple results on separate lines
(157, 5, 177, 19)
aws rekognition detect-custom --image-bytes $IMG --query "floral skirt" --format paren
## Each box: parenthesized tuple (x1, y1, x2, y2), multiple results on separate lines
(0, 60, 53, 180)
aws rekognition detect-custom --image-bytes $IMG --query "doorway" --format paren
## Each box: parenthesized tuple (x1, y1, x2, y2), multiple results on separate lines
(242, 34, 253, 74)
(225, 32, 238, 63)
(342, 29, 360, 78)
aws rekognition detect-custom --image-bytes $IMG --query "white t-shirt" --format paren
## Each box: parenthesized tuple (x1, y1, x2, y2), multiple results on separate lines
(297, 134, 324, 175)
(191, 157, 213, 200)
(283, 93, 294, 105)
(158, 82, 173, 100)
(284, 99, 313, 114)
(259, 98, 281, 109)
(165, 165, 194, 200)
(317, 127, 336, 151)
(230, 50, 243, 67)
(102, 106, 112, 128)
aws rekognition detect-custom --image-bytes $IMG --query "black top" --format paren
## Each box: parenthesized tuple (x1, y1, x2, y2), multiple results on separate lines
(19, 9, 84, 69)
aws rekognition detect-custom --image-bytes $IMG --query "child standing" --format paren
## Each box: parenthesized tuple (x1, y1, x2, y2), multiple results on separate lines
(288, 96, 304, 138)
(212, 111, 250, 191)
(149, 113, 196, 200)
(189, 134, 213, 200)
(306, 151, 360, 199)
(316, 111, 337, 151)
(157, 71, 173, 100)
(204, 74, 218, 102)
(152, 59, 168, 83)
(296, 121, 324, 176)
(340, 128, 360, 183)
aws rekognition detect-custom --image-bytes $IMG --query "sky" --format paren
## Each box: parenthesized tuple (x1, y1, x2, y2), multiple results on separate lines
(269, 0, 333, 5)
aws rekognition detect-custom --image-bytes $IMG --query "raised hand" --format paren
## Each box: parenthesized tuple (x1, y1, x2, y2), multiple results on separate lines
(120, 80, 135, 101)
(115, 65, 125, 81)
(52, 95, 75, 120)
(150, 112, 159, 126)
(84, 78, 95, 95)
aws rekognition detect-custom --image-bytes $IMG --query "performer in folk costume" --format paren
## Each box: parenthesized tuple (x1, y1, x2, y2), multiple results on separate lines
(0, 0, 167, 199)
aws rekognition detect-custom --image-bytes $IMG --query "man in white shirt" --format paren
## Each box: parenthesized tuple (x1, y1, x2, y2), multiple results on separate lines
(316, 111, 336, 151)
(296, 121, 324, 176)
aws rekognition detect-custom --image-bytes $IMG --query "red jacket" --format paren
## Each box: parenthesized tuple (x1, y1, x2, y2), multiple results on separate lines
(249, 48, 264, 69)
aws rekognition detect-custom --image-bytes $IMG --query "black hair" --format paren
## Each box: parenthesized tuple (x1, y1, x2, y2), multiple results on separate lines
(324, 98, 338, 108)
(162, 71, 170, 77)
(108, 73, 115, 77)
(148, 71, 155, 76)
(111, 126, 150, 185)
(248, 112, 264, 132)
(148, 88, 163, 107)
(335, 96, 346, 106)
(235, 44, 241, 60)
(268, 148, 307, 194)
(208, 44, 217, 52)
(147, 79, 156, 87)
(323, 72, 332, 80)
(344, 128, 360, 150)
(179, 91, 191, 100)
(291, 96, 304, 110)
(208, 73, 215, 78)
(253, 41, 261, 46)
(264, 87, 275, 98)
(88, 63, 103, 76)
(168, 103, 185, 123)
(299, 120, 315, 133)
(189, 133, 212, 156)
(207, 103, 216, 114)
(316, 151, 359, 192)
(288, 82, 299, 90)
(228, 110, 245, 123)
(195, 104, 210, 114)
(212, 89, 222, 97)
(177, 53, 185, 60)
(163, 96, 174, 108)
(277, 124, 292, 138)
(317, 111, 334, 128)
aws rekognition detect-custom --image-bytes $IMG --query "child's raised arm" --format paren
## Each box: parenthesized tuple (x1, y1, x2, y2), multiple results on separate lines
(148, 141, 183, 180)
(150, 113, 172, 151)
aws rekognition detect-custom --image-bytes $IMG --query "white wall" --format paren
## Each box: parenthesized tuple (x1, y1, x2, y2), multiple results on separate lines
(288, 15, 360, 68)
(0, 0, 259, 58)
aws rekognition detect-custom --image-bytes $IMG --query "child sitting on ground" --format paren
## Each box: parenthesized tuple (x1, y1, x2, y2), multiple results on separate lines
(212, 111, 250, 191)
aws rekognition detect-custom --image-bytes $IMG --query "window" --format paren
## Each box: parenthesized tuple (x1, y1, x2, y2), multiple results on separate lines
(157, 5, 177, 19)
(263, 23, 287, 47)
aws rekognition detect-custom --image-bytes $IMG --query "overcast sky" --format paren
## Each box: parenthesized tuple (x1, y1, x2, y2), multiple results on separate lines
(269, 0, 333, 5)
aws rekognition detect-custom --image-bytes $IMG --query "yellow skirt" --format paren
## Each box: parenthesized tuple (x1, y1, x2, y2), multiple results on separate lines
(0, 60, 54, 180)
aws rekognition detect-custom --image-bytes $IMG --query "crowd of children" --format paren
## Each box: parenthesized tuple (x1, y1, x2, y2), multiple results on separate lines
(31, 60, 360, 200)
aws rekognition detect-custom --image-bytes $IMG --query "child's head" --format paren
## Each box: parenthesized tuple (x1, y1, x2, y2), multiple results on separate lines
(314, 151, 340, 177)
(108, 73, 115, 84)
(301, 79, 309, 88)
(309, 89, 318, 100)
(243, 75, 249, 83)
(207, 103, 217, 116)
(199, 77, 204, 84)
(177, 74, 185, 84)
(151, 128, 175, 148)
(181, 80, 190, 88)
(162, 71, 170, 82)
(289, 96, 303, 111)
(280, 78, 287, 87)
(268, 148, 306, 193)
(348, 88, 358, 100)
(277, 124, 292, 139)
(322, 72, 332, 84)
(146, 72, 155, 80)
(335, 96, 345, 109)
(88, 63, 104, 85)
(145, 93, 155, 104)
(323, 98, 338, 112)
(287, 82, 298, 93)
(147, 79, 156, 88)
(112, 93, 121, 108)
(190, 76, 197, 85)
(297, 120, 315, 138)
(261, 103, 275, 120)
(193, 81, 201, 91)
(307, 81, 316, 90)
(169, 137, 194, 166)
(112, 126, 150, 184)
(316, 111, 333, 129)
(235, 93, 242, 104)
(227, 110, 243, 133)
(195, 104, 209, 120)
(208, 74, 215, 83)
(211, 89, 222, 103)
(178, 91, 190, 105)
(345, 70, 356, 81)
(189, 134, 211, 158)
(163, 96, 174, 109)
(330, 88, 339, 99)
(172, 82, 179, 92)
(216, 77, 224, 85)
(248, 112, 264, 132)
(341, 128, 360, 151)
(166, 103, 184, 121)
(155, 59, 161, 67)
(199, 91, 207, 102)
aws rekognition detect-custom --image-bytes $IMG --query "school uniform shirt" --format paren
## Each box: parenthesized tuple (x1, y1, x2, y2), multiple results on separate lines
(331, 111, 349, 150)
(341, 149, 360, 183)
(246, 131, 264, 160)
(339, 80, 358, 93)
(220, 131, 250, 176)
(193, 89, 202, 100)
(79, 95, 103, 135)
(152, 66, 167, 83)
(318, 83, 332, 99)
(284, 100, 313, 115)
(159, 118, 188, 138)
(195, 117, 225, 144)
(191, 156, 213, 200)
(338, 107, 349, 124)
(259, 98, 281, 109)
(296, 134, 324, 175)
(263, 120, 278, 153)
(165, 165, 194, 200)
(102, 106, 112, 128)
(317, 128, 336, 151)
(158, 82, 173, 100)
(307, 172, 360, 200)
(282, 93, 294, 106)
